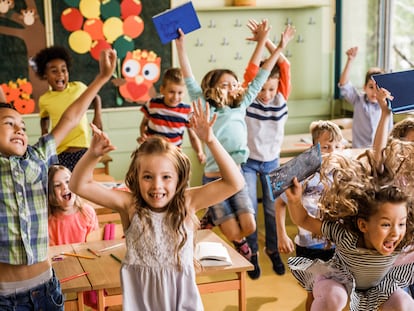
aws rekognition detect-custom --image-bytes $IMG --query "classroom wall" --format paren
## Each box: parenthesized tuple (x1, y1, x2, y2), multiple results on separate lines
(23, 0, 337, 186)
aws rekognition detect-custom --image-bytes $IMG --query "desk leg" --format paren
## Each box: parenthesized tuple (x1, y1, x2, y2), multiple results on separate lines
(238, 272, 246, 311)
(97, 289, 105, 311)
(76, 292, 85, 311)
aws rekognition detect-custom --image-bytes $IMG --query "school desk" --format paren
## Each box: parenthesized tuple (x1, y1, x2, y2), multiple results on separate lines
(48, 244, 91, 311)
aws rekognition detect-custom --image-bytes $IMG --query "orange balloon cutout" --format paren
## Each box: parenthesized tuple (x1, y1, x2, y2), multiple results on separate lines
(90, 40, 111, 61)
(69, 30, 92, 54)
(61, 8, 83, 31)
(121, 0, 142, 19)
(123, 16, 144, 39)
(84, 18, 104, 41)
(103, 17, 123, 44)
(79, 0, 100, 19)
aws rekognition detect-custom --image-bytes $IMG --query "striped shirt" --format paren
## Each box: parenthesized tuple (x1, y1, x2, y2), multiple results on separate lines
(140, 97, 192, 146)
(0, 135, 58, 264)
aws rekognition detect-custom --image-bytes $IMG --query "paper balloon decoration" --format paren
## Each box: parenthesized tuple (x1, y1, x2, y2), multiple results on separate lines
(61, 8, 83, 31)
(69, 30, 92, 54)
(123, 15, 143, 39)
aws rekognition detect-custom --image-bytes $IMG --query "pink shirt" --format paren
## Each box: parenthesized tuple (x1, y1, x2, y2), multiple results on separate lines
(48, 203, 99, 246)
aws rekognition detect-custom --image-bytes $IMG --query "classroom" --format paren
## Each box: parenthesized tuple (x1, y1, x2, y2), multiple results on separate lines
(1, 0, 414, 310)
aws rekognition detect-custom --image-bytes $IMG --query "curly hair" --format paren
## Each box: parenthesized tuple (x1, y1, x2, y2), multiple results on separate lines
(318, 140, 414, 250)
(390, 117, 414, 140)
(125, 136, 193, 269)
(32, 46, 72, 79)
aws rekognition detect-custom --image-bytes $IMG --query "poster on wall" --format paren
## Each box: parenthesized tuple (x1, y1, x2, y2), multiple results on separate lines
(0, 0, 171, 113)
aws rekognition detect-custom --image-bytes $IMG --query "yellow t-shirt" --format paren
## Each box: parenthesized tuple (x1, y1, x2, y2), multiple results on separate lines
(39, 81, 90, 153)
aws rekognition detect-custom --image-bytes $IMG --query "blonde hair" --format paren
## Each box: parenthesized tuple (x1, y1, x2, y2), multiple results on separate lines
(310, 120, 343, 145)
(125, 136, 194, 269)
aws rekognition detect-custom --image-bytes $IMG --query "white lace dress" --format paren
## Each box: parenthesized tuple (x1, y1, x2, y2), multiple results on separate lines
(121, 211, 203, 311)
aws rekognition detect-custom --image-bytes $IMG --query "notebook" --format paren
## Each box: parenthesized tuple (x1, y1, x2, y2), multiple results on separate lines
(372, 70, 414, 114)
(195, 242, 232, 267)
(152, 1, 201, 45)
(266, 143, 322, 201)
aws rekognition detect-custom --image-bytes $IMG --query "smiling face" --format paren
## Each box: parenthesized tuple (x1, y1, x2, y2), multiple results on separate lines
(44, 58, 69, 92)
(138, 153, 179, 211)
(216, 73, 242, 102)
(159, 81, 185, 108)
(364, 79, 378, 103)
(257, 77, 279, 105)
(358, 202, 407, 255)
(51, 168, 77, 214)
(0, 108, 27, 157)
(316, 130, 344, 154)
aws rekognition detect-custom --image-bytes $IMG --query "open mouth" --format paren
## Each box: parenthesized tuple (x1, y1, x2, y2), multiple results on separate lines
(62, 193, 72, 201)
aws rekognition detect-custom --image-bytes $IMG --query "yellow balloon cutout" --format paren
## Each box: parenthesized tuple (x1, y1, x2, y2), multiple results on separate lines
(79, 0, 100, 19)
(103, 17, 123, 44)
(69, 30, 92, 54)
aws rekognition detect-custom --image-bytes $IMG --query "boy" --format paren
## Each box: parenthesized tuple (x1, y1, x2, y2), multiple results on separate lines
(32, 46, 103, 171)
(0, 49, 116, 310)
(137, 67, 205, 163)
(338, 46, 393, 148)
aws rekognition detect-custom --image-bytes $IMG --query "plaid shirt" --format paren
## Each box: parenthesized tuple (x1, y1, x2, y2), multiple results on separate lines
(0, 135, 57, 265)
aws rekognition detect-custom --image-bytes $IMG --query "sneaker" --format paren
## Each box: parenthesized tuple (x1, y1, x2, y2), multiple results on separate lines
(265, 247, 285, 275)
(247, 253, 261, 280)
(199, 211, 214, 230)
(234, 239, 252, 261)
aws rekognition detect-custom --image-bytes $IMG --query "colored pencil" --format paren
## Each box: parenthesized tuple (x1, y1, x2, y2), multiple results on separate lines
(60, 272, 89, 283)
(61, 252, 95, 260)
(110, 253, 122, 264)
(97, 242, 124, 252)
(87, 248, 101, 257)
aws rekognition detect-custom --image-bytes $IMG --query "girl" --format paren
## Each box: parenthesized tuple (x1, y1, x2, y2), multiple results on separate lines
(69, 100, 244, 311)
(48, 165, 98, 246)
(175, 20, 296, 259)
(284, 140, 414, 311)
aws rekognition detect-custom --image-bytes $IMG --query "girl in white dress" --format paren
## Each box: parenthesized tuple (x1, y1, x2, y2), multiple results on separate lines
(285, 139, 414, 311)
(69, 100, 244, 311)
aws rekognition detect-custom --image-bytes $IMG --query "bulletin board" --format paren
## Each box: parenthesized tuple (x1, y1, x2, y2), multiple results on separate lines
(0, 0, 171, 113)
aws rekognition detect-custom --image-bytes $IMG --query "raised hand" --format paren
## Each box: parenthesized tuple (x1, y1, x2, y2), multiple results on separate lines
(345, 46, 358, 61)
(189, 98, 217, 144)
(89, 123, 116, 157)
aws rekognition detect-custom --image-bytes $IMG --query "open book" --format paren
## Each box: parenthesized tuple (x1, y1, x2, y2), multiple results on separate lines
(195, 242, 232, 267)
(152, 1, 201, 44)
(266, 143, 322, 201)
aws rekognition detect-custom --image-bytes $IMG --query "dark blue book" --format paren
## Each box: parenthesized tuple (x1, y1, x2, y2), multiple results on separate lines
(266, 144, 322, 201)
(152, 1, 201, 45)
(372, 70, 414, 114)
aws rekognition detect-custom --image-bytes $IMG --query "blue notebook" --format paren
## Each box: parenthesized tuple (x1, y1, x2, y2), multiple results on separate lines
(266, 144, 322, 201)
(152, 1, 201, 45)
(372, 70, 414, 114)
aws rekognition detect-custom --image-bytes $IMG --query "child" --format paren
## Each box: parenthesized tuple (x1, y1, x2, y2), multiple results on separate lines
(32, 46, 103, 171)
(0, 86, 5, 103)
(276, 120, 343, 309)
(0, 49, 116, 310)
(48, 165, 99, 246)
(338, 46, 393, 148)
(284, 139, 414, 311)
(69, 100, 245, 311)
(175, 20, 296, 259)
(137, 67, 205, 163)
(242, 19, 294, 278)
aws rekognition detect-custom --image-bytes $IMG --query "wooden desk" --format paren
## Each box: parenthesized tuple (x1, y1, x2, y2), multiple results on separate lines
(49, 244, 91, 311)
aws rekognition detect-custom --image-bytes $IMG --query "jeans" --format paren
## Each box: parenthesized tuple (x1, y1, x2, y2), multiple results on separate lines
(0, 270, 64, 311)
(242, 158, 279, 254)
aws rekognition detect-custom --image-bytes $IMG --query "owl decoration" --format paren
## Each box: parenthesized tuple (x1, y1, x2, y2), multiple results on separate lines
(118, 49, 161, 103)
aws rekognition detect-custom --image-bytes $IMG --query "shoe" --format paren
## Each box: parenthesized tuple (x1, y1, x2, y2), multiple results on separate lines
(247, 253, 261, 280)
(265, 247, 285, 275)
(199, 211, 214, 230)
(234, 239, 252, 261)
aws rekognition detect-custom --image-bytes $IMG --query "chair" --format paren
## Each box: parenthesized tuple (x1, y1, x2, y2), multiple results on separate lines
(331, 118, 353, 129)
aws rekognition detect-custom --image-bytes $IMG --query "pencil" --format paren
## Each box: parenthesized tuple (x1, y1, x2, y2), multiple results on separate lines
(87, 248, 101, 257)
(61, 252, 95, 260)
(110, 253, 122, 264)
(60, 272, 89, 283)
(98, 242, 124, 252)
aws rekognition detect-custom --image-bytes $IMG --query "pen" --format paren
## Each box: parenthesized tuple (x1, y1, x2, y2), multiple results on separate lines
(110, 253, 122, 264)
(61, 252, 95, 260)
(87, 248, 101, 257)
(60, 272, 89, 283)
(98, 242, 124, 252)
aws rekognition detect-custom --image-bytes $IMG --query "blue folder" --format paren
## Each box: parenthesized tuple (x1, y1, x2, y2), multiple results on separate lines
(372, 70, 414, 114)
(152, 1, 201, 45)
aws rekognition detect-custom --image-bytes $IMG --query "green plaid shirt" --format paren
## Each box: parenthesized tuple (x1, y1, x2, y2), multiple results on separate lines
(0, 135, 57, 265)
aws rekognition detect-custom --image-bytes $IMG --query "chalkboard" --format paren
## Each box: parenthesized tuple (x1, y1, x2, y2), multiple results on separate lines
(52, 0, 171, 109)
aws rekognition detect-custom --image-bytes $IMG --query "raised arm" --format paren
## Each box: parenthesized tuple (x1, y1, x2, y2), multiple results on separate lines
(187, 127, 206, 164)
(186, 99, 244, 211)
(285, 178, 322, 235)
(373, 87, 393, 165)
(275, 196, 295, 253)
(0, 86, 6, 102)
(137, 116, 149, 144)
(175, 28, 194, 79)
(51, 49, 116, 146)
(91, 95, 103, 130)
(339, 46, 358, 86)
